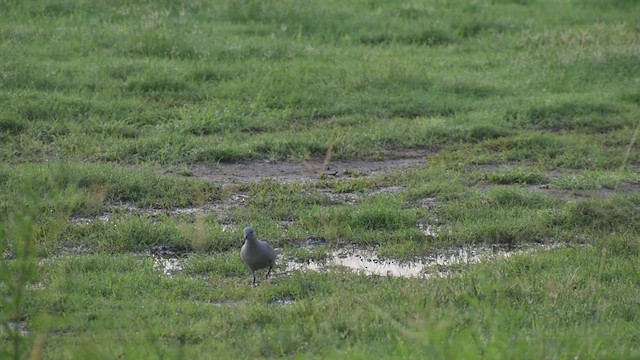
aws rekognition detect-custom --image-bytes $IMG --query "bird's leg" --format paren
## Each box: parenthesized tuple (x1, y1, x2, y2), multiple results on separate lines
(266, 265, 272, 278)
(251, 269, 256, 285)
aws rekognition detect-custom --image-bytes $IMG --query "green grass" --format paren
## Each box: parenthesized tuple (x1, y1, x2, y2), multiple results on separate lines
(1, 0, 640, 358)
(1, 1, 638, 164)
(1, 162, 219, 209)
(13, 242, 640, 359)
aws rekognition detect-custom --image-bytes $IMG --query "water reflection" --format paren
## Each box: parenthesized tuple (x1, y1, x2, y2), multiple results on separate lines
(152, 257, 183, 276)
(285, 243, 563, 278)
(150, 242, 565, 279)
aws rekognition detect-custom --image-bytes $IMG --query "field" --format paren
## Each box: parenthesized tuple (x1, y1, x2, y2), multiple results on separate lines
(1, 0, 640, 358)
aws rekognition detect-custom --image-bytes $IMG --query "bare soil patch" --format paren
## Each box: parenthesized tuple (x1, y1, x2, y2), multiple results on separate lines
(190, 149, 433, 184)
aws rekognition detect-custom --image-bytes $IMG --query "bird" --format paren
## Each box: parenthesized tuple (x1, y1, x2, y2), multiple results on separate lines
(240, 227, 282, 285)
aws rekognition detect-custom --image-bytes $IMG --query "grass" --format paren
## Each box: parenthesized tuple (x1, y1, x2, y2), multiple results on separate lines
(12, 243, 640, 359)
(1, 0, 639, 358)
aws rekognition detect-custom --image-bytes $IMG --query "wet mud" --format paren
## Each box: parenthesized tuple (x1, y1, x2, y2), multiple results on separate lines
(188, 149, 432, 184)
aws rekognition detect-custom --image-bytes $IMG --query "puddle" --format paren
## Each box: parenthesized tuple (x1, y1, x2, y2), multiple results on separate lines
(210, 298, 295, 307)
(27, 282, 46, 290)
(153, 257, 183, 276)
(2, 320, 30, 337)
(146, 242, 565, 280)
(150, 245, 187, 276)
(371, 185, 406, 195)
(284, 243, 564, 278)
(285, 248, 427, 278)
(270, 297, 296, 306)
(211, 300, 245, 307)
(71, 214, 112, 224)
(417, 222, 437, 237)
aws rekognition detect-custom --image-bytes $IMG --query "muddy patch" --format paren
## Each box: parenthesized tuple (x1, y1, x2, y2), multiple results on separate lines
(70, 196, 247, 225)
(69, 184, 411, 226)
(319, 189, 362, 205)
(189, 150, 431, 184)
(291, 236, 328, 249)
(70, 152, 430, 225)
(71, 203, 223, 224)
(319, 185, 407, 206)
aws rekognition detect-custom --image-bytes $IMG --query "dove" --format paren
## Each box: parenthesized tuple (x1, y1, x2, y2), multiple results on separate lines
(240, 227, 282, 285)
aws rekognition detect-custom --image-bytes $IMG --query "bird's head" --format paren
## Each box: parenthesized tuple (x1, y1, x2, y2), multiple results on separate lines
(243, 227, 256, 241)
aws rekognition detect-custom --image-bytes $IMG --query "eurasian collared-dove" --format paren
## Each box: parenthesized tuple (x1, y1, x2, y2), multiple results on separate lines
(240, 227, 281, 285)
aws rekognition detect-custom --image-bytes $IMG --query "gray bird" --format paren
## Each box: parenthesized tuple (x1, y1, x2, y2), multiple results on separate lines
(240, 227, 281, 285)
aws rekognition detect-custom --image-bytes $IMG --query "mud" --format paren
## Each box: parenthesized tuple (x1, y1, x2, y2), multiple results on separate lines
(67, 154, 622, 283)
(189, 149, 432, 184)
(291, 236, 328, 249)
(69, 184, 407, 226)
(70, 203, 223, 224)
(70, 154, 638, 228)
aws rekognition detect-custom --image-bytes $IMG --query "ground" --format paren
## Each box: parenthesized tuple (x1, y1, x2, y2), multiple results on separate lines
(1, 0, 640, 359)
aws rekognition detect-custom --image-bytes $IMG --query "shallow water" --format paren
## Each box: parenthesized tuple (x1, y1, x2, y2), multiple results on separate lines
(149, 243, 565, 279)
(284, 243, 563, 278)
(2, 320, 30, 336)
(153, 257, 183, 276)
